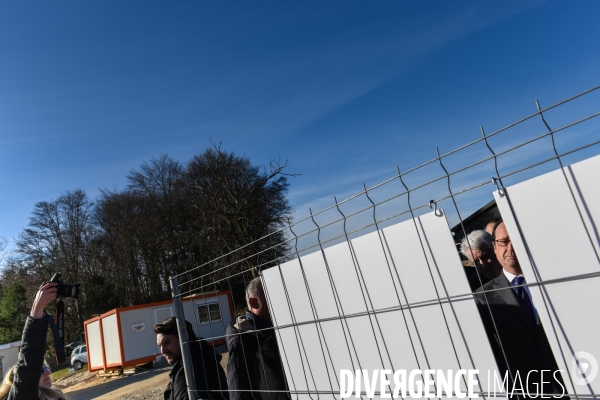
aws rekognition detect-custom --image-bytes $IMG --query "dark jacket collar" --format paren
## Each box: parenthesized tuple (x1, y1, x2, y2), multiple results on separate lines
(169, 358, 183, 378)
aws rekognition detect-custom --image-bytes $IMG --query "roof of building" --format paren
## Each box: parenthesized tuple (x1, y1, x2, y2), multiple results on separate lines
(0, 341, 21, 351)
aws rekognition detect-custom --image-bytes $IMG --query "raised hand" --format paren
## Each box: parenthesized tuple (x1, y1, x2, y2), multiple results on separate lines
(30, 282, 58, 319)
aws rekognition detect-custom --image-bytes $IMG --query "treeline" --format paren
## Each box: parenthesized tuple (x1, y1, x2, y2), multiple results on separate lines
(0, 147, 292, 345)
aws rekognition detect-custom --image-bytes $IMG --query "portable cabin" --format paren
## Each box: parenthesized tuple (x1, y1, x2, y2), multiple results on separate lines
(83, 291, 233, 372)
(0, 341, 21, 379)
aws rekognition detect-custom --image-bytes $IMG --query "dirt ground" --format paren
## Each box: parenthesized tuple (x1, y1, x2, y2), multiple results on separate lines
(55, 347, 229, 400)
(55, 363, 171, 400)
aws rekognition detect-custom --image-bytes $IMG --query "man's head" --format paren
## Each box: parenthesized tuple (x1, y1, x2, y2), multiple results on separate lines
(154, 317, 197, 364)
(246, 277, 271, 323)
(460, 230, 502, 280)
(484, 219, 500, 235)
(492, 221, 522, 275)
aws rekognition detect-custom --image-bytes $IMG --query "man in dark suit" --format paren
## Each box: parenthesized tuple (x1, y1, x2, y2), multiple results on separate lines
(475, 221, 566, 398)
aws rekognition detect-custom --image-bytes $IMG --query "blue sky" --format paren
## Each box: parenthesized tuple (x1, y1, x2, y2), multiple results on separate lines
(1, 0, 600, 251)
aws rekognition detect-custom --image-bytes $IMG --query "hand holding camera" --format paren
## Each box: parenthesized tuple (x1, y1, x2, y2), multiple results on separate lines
(30, 282, 58, 319)
(29, 272, 81, 319)
(48, 272, 81, 299)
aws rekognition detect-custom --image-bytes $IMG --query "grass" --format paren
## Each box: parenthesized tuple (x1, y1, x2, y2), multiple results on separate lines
(51, 365, 87, 381)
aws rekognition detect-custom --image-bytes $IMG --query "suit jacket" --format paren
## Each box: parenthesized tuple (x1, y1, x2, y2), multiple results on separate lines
(475, 273, 566, 397)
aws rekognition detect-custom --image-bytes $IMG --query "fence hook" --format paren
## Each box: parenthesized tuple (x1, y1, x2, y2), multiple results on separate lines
(492, 177, 505, 197)
(429, 200, 442, 217)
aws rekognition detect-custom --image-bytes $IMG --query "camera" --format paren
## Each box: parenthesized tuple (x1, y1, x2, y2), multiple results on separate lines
(49, 272, 81, 299)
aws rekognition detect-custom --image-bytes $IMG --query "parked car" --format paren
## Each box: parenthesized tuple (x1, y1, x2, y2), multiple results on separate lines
(65, 341, 83, 356)
(70, 345, 88, 369)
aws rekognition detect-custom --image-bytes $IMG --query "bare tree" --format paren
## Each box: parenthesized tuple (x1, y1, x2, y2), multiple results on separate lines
(183, 145, 293, 296)
(95, 155, 188, 305)
(14, 190, 96, 340)
(11, 147, 294, 328)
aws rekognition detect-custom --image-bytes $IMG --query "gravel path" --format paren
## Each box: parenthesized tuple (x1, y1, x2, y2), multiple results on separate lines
(116, 387, 164, 399)
(58, 346, 229, 399)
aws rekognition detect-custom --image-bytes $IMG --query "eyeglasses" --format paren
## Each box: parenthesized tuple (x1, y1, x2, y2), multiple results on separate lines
(42, 366, 51, 373)
(494, 238, 511, 247)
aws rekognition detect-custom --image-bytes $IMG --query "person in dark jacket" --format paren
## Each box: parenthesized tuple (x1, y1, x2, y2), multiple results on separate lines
(475, 221, 565, 397)
(154, 317, 228, 400)
(226, 277, 290, 400)
(0, 282, 67, 400)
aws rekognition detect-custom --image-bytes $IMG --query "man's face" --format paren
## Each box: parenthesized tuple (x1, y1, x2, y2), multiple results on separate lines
(157, 333, 181, 364)
(248, 285, 272, 323)
(493, 222, 520, 272)
(470, 246, 502, 279)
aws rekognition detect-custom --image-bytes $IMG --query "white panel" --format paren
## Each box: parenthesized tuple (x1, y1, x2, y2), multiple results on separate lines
(342, 315, 393, 372)
(542, 278, 600, 395)
(274, 326, 305, 392)
(417, 212, 474, 298)
(383, 211, 498, 387)
(120, 307, 166, 362)
(410, 305, 465, 389)
(262, 265, 293, 327)
(278, 258, 317, 324)
(297, 251, 342, 320)
(323, 242, 368, 315)
(87, 320, 104, 369)
(263, 211, 500, 396)
(375, 310, 421, 373)
(102, 314, 122, 365)
(380, 217, 438, 304)
(568, 160, 600, 257)
(494, 154, 600, 395)
(495, 154, 600, 282)
(350, 231, 404, 311)
(154, 307, 172, 324)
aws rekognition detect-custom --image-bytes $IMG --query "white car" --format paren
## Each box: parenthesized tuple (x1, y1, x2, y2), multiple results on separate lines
(70, 345, 88, 369)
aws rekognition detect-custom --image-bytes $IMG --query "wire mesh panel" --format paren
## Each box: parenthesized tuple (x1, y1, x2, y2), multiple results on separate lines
(262, 210, 499, 399)
(494, 153, 600, 397)
(170, 84, 600, 400)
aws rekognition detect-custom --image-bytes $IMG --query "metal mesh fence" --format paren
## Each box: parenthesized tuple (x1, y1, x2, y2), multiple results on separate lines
(169, 84, 600, 400)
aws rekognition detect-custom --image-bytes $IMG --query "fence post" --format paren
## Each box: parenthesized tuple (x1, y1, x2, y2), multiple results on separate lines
(169, 276, 198, 400)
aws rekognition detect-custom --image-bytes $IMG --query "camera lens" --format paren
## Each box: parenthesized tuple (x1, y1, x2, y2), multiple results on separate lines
(57, 283, 81, 298)
(68, 284, 81, 298)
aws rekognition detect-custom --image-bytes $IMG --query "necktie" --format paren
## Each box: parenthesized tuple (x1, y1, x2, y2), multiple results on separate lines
(512, 276, 536, 326)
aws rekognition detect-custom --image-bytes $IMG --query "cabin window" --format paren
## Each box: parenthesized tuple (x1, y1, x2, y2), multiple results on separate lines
(197, 301, 221, 323)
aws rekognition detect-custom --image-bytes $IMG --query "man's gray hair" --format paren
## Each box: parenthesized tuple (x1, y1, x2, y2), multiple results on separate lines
(245, 276, 264, 304)
(460, 230, 493, 260)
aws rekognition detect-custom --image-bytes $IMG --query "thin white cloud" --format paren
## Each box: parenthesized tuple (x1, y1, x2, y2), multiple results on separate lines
(185, 1, 547, 139)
